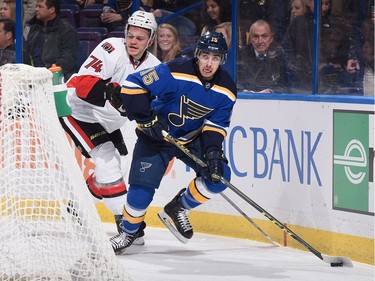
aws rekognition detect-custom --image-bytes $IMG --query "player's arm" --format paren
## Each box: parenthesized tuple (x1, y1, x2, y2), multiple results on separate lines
(202, 82, 237, 152)
(120, 65, 175, 139)
(120, 65, 174, 121)
(68, 39, 120, 107)
(201, 83, 237, 183)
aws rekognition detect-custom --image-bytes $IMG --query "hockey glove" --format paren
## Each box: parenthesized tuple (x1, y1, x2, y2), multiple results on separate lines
(105, 83, 127, 117)
(203, 150, 226, 184)
(138, 112, 168, 140)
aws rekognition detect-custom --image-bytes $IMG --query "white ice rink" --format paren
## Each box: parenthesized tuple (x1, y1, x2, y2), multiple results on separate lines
(106, 225, 375, 281)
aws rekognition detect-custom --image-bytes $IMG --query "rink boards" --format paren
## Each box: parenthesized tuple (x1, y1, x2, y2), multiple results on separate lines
(76, 94, 374, 265)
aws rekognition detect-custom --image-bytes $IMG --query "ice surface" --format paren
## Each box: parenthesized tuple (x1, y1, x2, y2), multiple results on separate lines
(103, 224, 374, 281)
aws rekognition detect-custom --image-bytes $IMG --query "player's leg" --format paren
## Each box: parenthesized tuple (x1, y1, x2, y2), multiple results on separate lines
(110, 139, 171, 253)
(160, 165, 231, 241)
(160, 139, 231, 241)
(60, 117, 134, 237)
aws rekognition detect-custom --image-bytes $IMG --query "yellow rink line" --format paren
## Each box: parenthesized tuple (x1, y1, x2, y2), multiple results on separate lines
(97, 203, 374, 266)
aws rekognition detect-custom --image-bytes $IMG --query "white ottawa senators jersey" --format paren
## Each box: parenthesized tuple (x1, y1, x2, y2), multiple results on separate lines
(66, 37, 160, 133)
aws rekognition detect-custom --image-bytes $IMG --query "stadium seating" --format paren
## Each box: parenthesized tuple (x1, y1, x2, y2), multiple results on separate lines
(108, 30, 125, 38)
(78, 40, 90, 68)
(77, 27, 108, 39)
(60, 9, 77, 28)
(79, 8, 103, 27)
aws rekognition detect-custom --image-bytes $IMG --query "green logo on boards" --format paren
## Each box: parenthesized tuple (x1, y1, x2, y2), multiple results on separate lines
(333, 110, 374, 215)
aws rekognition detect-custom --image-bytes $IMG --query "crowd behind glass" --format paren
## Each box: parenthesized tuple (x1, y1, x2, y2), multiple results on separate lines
(4, 0, 375, 96)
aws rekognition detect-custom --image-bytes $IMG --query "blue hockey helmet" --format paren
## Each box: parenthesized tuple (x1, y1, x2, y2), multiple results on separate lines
(194, 31, 228, 63)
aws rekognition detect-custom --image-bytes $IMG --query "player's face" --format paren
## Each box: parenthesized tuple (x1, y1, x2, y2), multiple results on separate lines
(197, 51, 221, 80)
(126, 26, 151, 60)
(250, 24, 273, 53)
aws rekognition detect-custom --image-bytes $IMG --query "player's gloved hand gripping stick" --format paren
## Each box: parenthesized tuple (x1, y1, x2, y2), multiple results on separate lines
(161, 130, 353, 268)
(105, 83, 127, 116)
(138, 112, 168, 140)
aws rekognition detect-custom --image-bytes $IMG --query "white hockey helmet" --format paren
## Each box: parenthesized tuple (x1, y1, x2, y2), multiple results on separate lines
(125, 10, 157, 40)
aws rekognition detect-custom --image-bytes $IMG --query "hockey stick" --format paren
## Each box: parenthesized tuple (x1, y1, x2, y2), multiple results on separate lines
(162, 131, 353, 267)
(219, 192, 280, 247)
(162, 132, 279, 246)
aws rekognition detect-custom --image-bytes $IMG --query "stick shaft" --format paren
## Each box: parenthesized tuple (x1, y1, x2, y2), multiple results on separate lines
(220, 193, 280, 246)
(163, 132, 279, 245)
(162, 131, 352, 267)
(163, 132, 323, 260)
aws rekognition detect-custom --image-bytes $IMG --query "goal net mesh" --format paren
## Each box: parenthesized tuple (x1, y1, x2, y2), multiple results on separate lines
(0, 64, 131, 280)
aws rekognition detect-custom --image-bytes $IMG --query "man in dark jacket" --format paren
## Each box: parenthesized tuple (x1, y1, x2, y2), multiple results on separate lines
(25, 0, 78, 80)
(0, 19, 16, 66)
(237, 19, 288, 93)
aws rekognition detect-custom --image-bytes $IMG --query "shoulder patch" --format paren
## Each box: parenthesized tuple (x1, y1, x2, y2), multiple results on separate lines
(101, 42, 115, 54)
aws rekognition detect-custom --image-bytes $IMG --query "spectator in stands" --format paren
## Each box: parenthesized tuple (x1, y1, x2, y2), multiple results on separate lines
(0, 0, 15, 20)
(23, 0, 37, 24)
(25, 0, 79, 81)
(237, 20, 288, 93)
(282, 0, 349, 93)
(345, 0, 374, 96)
(290, 0, 307, 22)
(153, 23, 182, 62)
(0, 0, 31, 39)
(238, 0, 289, 44)
(362, 9, 374, 96)
(0, 18, 16, 65)
(100, 0, 153, 32)
(199, 0, 231, 35)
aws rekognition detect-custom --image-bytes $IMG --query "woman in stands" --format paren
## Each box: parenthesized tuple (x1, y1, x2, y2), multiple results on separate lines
(199, 0, 231, 35)
(153, 23, 182, 63)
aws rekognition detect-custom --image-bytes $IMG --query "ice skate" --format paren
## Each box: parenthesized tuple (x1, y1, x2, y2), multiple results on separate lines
(110, 231, 139, 255)
(114, 215, 146, 246)
(158, 188, 193, 243)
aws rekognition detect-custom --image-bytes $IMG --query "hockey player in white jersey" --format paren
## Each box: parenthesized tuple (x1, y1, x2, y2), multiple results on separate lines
(60, 11, 160, 245)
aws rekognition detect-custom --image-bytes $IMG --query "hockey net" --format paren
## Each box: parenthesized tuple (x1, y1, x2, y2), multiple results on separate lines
(0, 64, 131, 281)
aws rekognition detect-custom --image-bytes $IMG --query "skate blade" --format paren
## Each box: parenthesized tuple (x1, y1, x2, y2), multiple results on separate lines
(133, 237, 145, 246)
(158, 210, 188, 244)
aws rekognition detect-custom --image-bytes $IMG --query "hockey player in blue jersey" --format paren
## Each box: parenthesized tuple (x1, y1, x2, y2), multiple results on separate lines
(109, 31, 237, 254)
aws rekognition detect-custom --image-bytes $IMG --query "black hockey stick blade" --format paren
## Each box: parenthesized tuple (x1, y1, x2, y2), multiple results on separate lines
(321, 254, 353, 267)
(217, 176, 353, 268)
(162, 131, 353, 267)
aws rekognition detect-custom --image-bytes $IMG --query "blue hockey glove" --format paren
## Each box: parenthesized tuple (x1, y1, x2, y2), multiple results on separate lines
(138, 112, 169, 140)
(105, 83, 126, 117)
(203, 150, 226, 184)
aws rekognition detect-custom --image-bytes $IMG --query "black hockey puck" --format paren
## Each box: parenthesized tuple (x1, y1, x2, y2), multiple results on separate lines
(330, 262, 343, 267)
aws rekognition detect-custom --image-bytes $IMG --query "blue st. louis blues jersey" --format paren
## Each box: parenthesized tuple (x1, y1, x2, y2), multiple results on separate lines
(120, 58, 237, 145)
